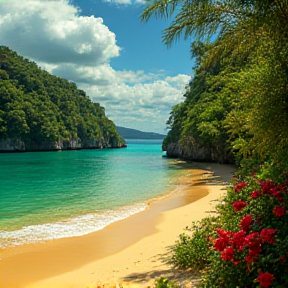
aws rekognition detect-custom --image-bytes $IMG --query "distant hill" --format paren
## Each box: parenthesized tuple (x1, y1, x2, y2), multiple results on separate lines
(117, 126, 166, 140)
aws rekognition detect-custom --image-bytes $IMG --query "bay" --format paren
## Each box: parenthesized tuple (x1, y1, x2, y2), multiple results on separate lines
(0, 140, 186, 248)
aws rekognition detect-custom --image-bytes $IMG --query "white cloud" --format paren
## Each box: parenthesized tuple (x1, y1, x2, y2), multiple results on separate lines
(0, 0, 191, 133)
(78, 72, 190, 132)
(77, 71, 190, 110)
(49, 64, 160, 85)
(102, 0, 146, 5)
(103, 0, 132, 4)
(134, 0, 146, 4)
(0, 0, 120, 66)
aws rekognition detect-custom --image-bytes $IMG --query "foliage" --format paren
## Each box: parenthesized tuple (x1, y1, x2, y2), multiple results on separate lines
(169, 172, 288, 287)
(162, 41, 239, 163)
(172, 217, 218, 270)
(0, 46, 125, 149)
(201, 173, 288, 287)
(142, 1, 288, 286)
(154, 277, 180, 288)
(142, 0, 288, 170)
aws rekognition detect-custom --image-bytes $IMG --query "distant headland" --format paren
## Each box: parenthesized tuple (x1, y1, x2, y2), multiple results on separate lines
(116, 126, 166, 140)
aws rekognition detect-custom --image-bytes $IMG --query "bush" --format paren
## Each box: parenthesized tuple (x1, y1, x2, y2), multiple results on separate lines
(172, 217, 218, 270)
(201, 173, 288, 287)
(171, 166, 288, 287)
(154, 278, 179, 288)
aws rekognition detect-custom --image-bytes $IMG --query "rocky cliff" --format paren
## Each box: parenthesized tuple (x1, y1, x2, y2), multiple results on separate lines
(0, 138, 127, 152)
(164, 140, 234, 164)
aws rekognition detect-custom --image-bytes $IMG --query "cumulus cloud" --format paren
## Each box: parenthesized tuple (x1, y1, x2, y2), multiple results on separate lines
(0, 0, 191, 133)
(50, 64, 160, 85)
(78, 72, 190, 132)
(78, 73, 190, 110)
(0, 0, 120, 66)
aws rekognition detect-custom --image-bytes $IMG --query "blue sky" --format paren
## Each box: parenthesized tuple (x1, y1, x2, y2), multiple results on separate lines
(0, 0, 193, 133)
(76, 0, 193, 75)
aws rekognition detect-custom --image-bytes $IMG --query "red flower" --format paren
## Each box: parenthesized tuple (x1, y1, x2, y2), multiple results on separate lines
(221, 247, 235, 261)
(233, 201, 247, 211)
(245, 246, 262, 263)
(214, 228, 233, 251)
(278, 182, 288, 192)
(251, 191, 260, 199)
(239, 215, 252, 231)
(272, 190, 284, 201)
(245, 232, 262, 262)
(245, 253, 256, 263)
(214, 238, 228, 252)
(245, 232, 261, 247)
(280, 256, 286, 263)
(234, 182, 248, 192)
(273, 206, 286, 217)
(233, 230, 246, 251)
(260, 181, 275, 195)
(258, 272, 274, 287)
(260, 228, 277, 244)
(215, 228, 233, 239)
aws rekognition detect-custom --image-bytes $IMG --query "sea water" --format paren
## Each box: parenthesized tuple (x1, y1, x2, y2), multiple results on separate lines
(0, 140, 187, 248)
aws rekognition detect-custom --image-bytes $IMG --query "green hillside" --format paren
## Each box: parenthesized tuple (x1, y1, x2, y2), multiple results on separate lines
(116, 126, 166, 139)
(0, 46, 126, 152)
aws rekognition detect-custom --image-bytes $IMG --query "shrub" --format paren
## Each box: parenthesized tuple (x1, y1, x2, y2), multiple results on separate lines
(171, 166, 288, 287)
(154, 278, 179, 288)
(200, 173, 288, 287)
(172, 217, 218, 270)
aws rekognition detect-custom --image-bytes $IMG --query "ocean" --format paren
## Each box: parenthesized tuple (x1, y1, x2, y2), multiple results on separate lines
(0, 139, 188, 248)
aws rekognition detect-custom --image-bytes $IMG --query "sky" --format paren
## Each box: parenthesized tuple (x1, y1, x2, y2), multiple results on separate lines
(0, 0, 194, 134)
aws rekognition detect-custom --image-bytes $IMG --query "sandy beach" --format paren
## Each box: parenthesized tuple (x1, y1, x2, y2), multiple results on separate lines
(0, 163, 236, 288)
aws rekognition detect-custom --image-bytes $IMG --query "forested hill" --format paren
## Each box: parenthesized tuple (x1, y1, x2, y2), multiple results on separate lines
(117, 126, 166, 139)
(156, 2, 288, 168)
(0, 46, 126, 152)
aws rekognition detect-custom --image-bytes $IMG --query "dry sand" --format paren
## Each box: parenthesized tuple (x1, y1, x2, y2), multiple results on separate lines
(0, 163, 236, 288)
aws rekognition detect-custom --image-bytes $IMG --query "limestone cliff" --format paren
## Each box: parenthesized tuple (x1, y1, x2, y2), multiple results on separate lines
(163, 140, 234, 164)
(0, 138, 126, 152)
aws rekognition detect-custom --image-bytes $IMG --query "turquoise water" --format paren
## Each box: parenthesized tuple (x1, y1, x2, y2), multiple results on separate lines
(0, 140, 186, 248)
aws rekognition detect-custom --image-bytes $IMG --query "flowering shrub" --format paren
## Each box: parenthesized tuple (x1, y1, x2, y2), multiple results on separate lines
(200, 175, 288, 287)
(171, 170, 288, 287)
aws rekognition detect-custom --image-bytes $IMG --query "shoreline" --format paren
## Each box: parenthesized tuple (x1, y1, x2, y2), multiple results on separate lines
(0, 163, 236, 288)
(0, 165, 211, 250)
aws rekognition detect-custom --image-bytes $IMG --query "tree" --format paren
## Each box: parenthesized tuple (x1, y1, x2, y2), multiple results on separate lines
(142, 0, 288, 169)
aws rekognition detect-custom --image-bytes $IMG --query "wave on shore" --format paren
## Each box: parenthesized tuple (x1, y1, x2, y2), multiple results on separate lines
(0, 203, 147, 248)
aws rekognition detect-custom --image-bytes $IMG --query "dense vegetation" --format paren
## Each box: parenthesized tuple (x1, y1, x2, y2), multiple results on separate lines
(117, 126, 166, 140)
(143, 0, 288, 169)
(142, 0, 288, 287)
(0, 46, 125, 151)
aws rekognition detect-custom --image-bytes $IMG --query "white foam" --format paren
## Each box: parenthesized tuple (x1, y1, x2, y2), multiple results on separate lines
(0, 203, 147, 248)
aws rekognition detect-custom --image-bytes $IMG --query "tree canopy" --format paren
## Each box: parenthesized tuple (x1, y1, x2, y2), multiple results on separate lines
(142, 0, 288, 171)
(0, 46, 125, 151)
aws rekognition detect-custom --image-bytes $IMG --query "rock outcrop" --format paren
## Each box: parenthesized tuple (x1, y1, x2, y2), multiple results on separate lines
(164, 141, 234, 164)
(0, 138, 126, 152)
